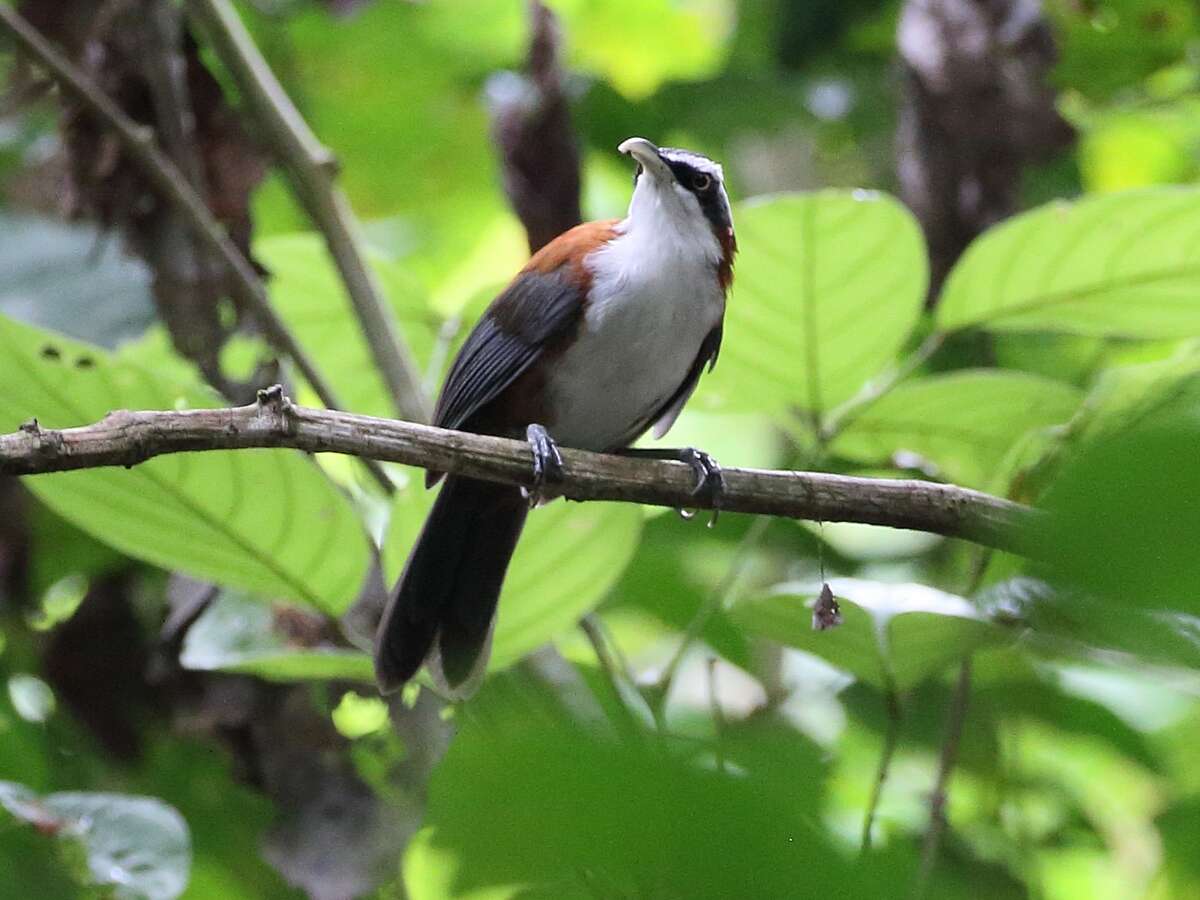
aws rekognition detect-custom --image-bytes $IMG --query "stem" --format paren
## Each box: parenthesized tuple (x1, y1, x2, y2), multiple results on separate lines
(579, 614, 643, 742)
(861, 688, 903, 853)
(821, 332, 945, 441)
(186, 0, 431, 424)
(913, 545, 989, 892)
(708, 657, 726, 774)
(655, 516, 773, 705)
(914, 658, 972, 896)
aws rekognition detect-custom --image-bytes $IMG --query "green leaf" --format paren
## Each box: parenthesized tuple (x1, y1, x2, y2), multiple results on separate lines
(1039, 424, 1200, 616)
(554, 0, 735, 100)
(1158, 797, 1200, 893)
(384, 486, 642, 672)
(732, 579, 1007, 690)
(179, 593, 374, 683)
(1072, 348, 1200, 444)
(257, 232, 438, 418)
(702, 191, 928, 419)
(0, 314, 371, 614)
(0, 212, 154, 348)
(937, 188, 1200, 337)
(636, 410, 785, 473)
(1, 782, 191, 900)
(978, 578, 1200, 671)
(830, 370, 1082, 487)
(1049, 0, 1196, 100)
(602, 511, 752, 671)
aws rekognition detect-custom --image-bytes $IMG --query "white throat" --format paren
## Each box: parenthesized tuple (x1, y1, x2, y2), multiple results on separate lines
(620, 175, 723, 268)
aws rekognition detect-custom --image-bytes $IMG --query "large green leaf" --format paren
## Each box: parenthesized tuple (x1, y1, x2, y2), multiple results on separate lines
(384, 485, 642, 671)
(257, 232, 438, 418)
(0, 314, 371, 614)
(830, 370, 1082, 487)
(701, 191, 928, 419)
(937, 188, 1200, 337)
(732, 579, 1007, 691)
(179, 593, 374, 683)
(0, 782, 191, 900)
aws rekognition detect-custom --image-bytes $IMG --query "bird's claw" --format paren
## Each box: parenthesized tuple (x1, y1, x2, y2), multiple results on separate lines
(524, 423, 564, 507)
(677, 447, 723, 527)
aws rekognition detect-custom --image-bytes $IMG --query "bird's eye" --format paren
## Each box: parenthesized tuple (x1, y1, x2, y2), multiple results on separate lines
(692, 173, 712, 191)
(633, 163, 644, 187)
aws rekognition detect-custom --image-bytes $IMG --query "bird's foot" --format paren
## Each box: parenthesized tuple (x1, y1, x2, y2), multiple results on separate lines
(677, 447, 724, 526)
(524, 423, 565, 507)
(617, 446, 724, 527)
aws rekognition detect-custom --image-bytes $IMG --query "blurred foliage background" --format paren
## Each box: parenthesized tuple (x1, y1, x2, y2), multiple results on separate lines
(2, 0, 1200, 898)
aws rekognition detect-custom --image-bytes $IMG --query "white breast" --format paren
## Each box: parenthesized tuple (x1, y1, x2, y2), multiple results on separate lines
(545, 220, 724, 451)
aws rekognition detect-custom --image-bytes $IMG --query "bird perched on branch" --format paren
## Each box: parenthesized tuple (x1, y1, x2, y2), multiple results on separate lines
(375, 137, 736, 696)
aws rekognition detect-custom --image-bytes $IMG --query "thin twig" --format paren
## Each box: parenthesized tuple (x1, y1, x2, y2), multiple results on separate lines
(0, 5, 393, 494)
(655, 516, 774, 706)
(912, 546, 989, 892)
(186, 0, 431, 424)
(579, 615, 643, 742)
(861, 689, 903, 853)
(707, 657, 726, 774)
(914, 658, 973, 897)
(820, 332, 945, 441)
(0, 390, 1043, 555)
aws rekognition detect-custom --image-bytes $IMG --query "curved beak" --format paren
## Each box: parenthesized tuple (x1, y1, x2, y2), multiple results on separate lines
(619, 136, 671, 181)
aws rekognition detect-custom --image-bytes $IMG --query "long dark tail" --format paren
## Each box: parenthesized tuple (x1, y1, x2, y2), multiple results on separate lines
(374, 476, 527, 694)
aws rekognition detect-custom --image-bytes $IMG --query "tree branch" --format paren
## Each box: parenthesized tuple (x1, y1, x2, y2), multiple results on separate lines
(0, 389, 1041, 555)
(186, 0, 432, 423)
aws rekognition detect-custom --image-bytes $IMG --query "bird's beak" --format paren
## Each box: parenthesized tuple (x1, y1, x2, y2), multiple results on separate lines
(619, 137, 671, 181)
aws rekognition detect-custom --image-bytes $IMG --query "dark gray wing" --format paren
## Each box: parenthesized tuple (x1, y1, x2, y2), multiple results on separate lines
(648, 323, 723, 439)
(434, 268, 583, 431)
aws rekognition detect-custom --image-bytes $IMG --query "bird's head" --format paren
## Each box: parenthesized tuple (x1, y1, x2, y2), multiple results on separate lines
(618, 137, 735, 279)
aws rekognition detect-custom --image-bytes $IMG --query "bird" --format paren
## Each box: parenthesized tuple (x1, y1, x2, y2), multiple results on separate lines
(374, 137, 736, 697)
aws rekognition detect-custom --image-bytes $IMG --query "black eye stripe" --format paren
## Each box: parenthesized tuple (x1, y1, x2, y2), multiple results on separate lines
(666, 158, 731, 233)
(664, 159, 718, 194)
(639, 148, 731, 234)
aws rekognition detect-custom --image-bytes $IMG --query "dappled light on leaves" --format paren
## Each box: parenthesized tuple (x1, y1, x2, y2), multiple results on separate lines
(1, 1, 1200, 898)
